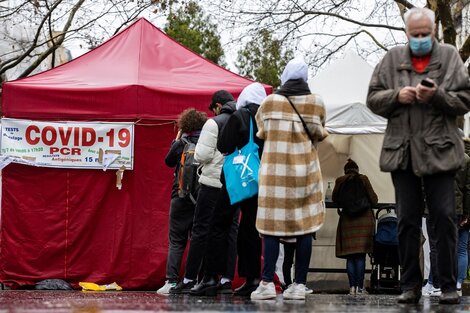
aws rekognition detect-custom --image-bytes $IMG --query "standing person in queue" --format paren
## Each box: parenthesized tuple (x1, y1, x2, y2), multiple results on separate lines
(333, 158, 377, 295)
(157, 108, 207, 295)
(251, 57, 328, 300)
(191, 82, 267, 297)
(367, 7, 470, 304)
(169, 91, 236, 294)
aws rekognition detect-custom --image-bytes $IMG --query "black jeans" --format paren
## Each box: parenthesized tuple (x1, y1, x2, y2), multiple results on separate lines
(184, 184, 220, 280)
(165, 196, 195, 282)
(392, 169, 457, 292)
(205, 185, 261, 280)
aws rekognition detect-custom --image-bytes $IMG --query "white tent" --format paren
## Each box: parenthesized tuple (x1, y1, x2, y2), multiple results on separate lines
(308, 51, 393, 203)
(310, 50, 386, 135)
(306, 51, 395, 289)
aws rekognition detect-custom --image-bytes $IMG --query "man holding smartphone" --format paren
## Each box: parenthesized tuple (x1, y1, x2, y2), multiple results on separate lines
(367, 7, 470, 305)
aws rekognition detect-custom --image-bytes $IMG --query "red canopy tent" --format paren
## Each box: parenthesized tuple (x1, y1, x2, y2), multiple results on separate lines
(0, 18, 271, 289)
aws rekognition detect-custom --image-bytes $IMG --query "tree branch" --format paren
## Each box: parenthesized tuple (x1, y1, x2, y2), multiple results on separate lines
(393, 0, 415, 9)
(460, 35, 470, 62)
(238, 9, 405, 32)
(0, 0, 65, 75)
(436, 0, 456, 45)
(18, 0, 86, 78)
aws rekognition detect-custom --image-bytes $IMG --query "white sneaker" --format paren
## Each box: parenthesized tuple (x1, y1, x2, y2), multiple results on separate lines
(283, 283, 306, 300)
(423, 284, 441, 297)
(156, 280, 177, 295)
(305, 286, 313, 294)
(250, 281, 276, 300)
(349, 286, 356, 295)
(356, 287, 367, 295)
(422, 283, 433, 296)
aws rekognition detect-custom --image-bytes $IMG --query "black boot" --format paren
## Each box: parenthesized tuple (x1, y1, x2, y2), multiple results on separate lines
(169, 280, 196, 294)
(217, 281, 233, 294)
(234, 278, 259, 296)
(397, 288, 421, 304)
(439, 291, 460, 304)
(189, 276, 218, 296)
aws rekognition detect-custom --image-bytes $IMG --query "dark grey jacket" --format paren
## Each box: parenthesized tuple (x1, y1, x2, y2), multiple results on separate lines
(367, 42, 470, 176)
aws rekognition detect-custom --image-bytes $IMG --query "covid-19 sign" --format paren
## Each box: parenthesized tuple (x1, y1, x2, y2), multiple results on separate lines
(1, 118, 134, 169)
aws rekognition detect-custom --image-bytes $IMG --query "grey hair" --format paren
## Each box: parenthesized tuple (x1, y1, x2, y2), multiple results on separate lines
(404, 7, 435, 30)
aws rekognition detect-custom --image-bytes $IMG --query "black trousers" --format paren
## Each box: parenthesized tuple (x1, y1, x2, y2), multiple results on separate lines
(205, 184, 262, 280)
(165, 196, 195, 282)
(392, 169, 457, 292)
(224, 207, 240, 280)
(425, 215, 440, 288)
(184, 184, 220, 280)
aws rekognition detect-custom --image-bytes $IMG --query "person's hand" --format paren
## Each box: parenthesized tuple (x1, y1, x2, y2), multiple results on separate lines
(398, 86, 417, 105)
(416, 79, 437, 103)
(176, 130, 182, 140)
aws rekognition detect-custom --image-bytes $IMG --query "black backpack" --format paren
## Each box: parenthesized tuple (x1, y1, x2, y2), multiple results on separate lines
(336, 174, 371, 217)
(178, 138, 200, 204)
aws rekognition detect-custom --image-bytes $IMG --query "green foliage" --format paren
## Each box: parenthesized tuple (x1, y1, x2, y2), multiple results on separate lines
(236, 29, 293, 89)
(164, 1, 225, 66)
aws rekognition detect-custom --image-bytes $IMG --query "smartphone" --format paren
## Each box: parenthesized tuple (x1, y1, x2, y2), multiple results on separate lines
(420, 79, 434, 88)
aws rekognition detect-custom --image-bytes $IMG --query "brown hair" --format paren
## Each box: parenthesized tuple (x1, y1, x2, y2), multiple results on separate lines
(177, 108, 207, 134)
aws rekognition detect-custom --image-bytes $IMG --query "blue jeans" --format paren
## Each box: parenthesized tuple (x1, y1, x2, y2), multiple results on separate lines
(262, 234, 312, 284)
(346, 254, 366, 288)
(458, 228, 469, 285)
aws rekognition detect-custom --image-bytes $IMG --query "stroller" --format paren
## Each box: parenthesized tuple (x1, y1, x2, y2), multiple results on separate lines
(368, 205, 401, 294)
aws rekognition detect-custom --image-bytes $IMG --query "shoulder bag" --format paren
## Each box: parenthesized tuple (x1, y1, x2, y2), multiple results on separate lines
(223, 116, 260, 205)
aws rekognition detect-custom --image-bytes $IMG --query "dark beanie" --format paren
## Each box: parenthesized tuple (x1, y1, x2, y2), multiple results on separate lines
(344, 158, 359, 173)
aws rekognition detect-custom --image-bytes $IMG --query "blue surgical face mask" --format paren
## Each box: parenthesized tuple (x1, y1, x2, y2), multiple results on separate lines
(409, 35, 433, 56)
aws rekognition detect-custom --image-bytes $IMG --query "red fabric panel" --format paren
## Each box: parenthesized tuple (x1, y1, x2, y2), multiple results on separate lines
(0, 124, 175, 290)
(2, 18, 272, 120)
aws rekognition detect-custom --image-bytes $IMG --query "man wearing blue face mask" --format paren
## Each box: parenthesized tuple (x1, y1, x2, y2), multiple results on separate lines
(367, 7, 470, 305)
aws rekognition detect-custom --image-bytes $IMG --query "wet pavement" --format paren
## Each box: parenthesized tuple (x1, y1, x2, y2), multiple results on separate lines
(0, 291, 469, 313)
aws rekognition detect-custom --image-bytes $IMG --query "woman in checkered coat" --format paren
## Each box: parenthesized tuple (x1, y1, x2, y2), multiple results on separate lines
(250, 57, 328, 300)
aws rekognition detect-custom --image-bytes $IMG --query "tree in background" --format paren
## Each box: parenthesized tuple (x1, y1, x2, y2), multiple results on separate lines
(164, 1, 225, 66)
(210, 0, 470, 74)
(0, 0, 161, 83)
(236, 29, 293, 89)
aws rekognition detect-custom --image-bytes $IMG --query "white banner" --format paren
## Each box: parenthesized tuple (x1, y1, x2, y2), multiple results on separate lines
(1, 118, 134, 170)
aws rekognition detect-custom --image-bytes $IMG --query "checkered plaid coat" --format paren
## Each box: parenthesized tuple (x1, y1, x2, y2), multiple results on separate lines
(255, 93, 328, 236)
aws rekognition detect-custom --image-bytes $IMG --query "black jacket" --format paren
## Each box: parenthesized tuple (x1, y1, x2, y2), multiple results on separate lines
(218, 103, 264, 157)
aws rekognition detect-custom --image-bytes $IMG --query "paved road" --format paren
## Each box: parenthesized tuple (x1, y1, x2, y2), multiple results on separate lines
(0, 291, 468, 312)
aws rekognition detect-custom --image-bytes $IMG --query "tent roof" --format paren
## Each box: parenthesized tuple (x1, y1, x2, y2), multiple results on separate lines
(2, 18, 270, 120)
(308, 51, 386, 134)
